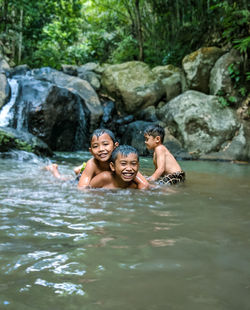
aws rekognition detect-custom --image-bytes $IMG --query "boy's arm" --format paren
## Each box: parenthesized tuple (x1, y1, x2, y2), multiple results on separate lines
(77, 159, 96, 188)
(134, 171, 150, 189)
(148, 150, 165, 181)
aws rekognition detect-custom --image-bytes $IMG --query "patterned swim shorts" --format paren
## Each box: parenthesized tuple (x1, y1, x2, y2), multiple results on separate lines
(158, 171, 186, 185)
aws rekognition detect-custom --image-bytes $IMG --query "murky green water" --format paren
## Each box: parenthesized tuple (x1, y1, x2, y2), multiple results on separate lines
(0, 151, 250, 310)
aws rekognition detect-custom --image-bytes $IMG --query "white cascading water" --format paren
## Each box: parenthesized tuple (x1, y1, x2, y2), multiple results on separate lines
(0, 79, 19, 127)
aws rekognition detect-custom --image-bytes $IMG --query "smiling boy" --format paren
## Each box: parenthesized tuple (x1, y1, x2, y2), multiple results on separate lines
(77, 129, 119, 187)
(45, 129, 149, 189)
(90, 145, 143, 189)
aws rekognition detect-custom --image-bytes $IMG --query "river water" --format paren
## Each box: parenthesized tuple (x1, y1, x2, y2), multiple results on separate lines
(0, 151, 249, 310)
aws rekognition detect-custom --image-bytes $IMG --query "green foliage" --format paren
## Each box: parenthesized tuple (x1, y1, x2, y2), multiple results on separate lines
(0, 0, 249, 73)
(218, 96, 230, 108)
(161, 42, 192, 67)
(228, 61, 249, 100)
(210, 2, 250, 51)
(228, 63, 241, 84)
(239, 87, 247, 97)
(109, 35, 138, 63)
(82, 30, 117, 63)
(234, 36, 250, 54)
(228, 96, 237, 104)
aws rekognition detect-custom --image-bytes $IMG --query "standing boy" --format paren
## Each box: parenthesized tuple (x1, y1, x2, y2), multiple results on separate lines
(90, 145, 144, 189)
(144, 124, 185, 185)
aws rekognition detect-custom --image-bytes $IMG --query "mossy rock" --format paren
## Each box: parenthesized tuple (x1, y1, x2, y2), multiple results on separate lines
(0, 127, 53, 157)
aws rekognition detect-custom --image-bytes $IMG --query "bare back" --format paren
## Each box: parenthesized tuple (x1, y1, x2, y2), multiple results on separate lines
(152, 144, 181, 178)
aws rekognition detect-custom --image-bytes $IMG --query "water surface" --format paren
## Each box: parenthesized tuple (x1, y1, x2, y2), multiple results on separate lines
(0, 151, 250, 310)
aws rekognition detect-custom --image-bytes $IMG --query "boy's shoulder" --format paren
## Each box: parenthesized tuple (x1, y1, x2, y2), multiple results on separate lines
(86, 157, 100, 169)
(155, 144, 168, 154)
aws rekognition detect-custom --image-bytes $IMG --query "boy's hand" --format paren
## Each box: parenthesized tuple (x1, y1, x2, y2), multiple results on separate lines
(147, 176, 156, 182)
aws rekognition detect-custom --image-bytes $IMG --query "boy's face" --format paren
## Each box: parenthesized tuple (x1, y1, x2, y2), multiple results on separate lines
(144, 134, 159, 150)
(110, 153, 139, 182)
(90, 133, 118, 162)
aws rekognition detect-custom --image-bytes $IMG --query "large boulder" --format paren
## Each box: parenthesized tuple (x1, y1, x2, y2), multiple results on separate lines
(10, 77, 90, 151)
(156, 90, 240, 156)
(199, 123, 250, 161)
(101, 61, 165, 114)
(121, 120, 155, 155)
(77, 64, 101, 91)
(8, 64, 30, 77)
(61, 63, 101, 90)
(61, 64, 78, 76)
(162, 127, 192, 160)
(182, 47, 224, 93)
(0, 73, 10, 109)
(135, 105, 158, 122)
(209, 49, 242, 100)
(0, 53, 10, 72)
(0, 126, 53, 157)
(0, 55, 10, 109)
(152, 64, 187, 102)
(30, 67, 103, 132)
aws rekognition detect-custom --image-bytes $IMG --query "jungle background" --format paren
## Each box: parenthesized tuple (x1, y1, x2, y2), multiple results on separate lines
(0, 0, 249, 71)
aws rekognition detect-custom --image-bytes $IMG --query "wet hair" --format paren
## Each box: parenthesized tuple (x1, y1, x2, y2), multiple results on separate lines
(144, 124, 165, 142)
(110, 145, 139, 163)
(90, 128, 117, 144)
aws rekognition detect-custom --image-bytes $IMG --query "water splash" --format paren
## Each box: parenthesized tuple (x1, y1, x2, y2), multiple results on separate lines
(0, 79, 19, 126)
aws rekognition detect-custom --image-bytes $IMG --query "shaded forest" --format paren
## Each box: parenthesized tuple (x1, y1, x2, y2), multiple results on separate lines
(0, 0, 249, 69)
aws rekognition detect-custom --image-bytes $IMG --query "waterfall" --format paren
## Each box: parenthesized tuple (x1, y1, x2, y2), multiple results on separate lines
(0, 79, 19, 127)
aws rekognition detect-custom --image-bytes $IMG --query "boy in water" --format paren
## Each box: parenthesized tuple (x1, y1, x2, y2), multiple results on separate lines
(46, 129, 149, 189)
(144, 124, 185, 185)
(89, 145, 142, 189)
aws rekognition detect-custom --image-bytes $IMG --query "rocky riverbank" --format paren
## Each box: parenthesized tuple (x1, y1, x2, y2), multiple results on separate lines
(0, 46, 249, 161)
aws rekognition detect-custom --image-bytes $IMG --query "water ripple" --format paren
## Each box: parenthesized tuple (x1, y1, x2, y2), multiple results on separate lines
(34, 278, 85, 296)
(29, 217, 71, 227)
(26, 254, 69, 273)
(34, 231, 88, 241)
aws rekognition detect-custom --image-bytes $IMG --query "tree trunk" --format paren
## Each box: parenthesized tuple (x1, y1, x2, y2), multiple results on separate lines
(3, 0, 9, 32)
(11, 9, 16, 62)
(176, 0, 180, 25)
(207, 0, 210, 11)
(18, 9, 23, 64)
(134, 0, 144, 61)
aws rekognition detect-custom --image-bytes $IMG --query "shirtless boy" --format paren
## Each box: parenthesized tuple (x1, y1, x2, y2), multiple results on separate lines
(89, 145, 142, 189)
(46, 129, 149, 189)
(144, 124, 185, 185)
